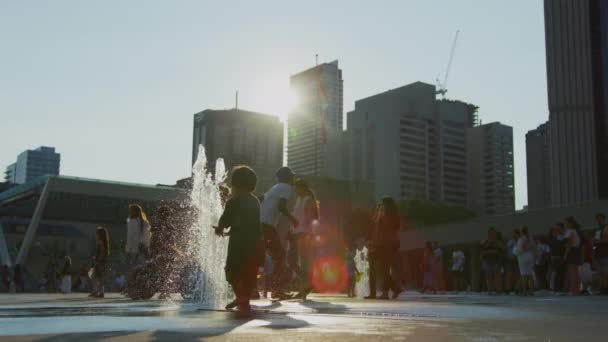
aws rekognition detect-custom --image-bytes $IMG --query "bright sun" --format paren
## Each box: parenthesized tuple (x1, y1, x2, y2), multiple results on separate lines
(248, 75, 296, 121)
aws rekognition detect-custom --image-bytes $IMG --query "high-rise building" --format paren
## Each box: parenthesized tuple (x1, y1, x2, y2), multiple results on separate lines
(346, 82, 477, 206)
(288, 60, 344, 178)
(4, 163, 16, 183)
(544, 0, 608, 206)
(467, 122, 515, 216)
(192, 108, 284, 193)
(526, 122, 552, 210)
(4, 146, 60, 184)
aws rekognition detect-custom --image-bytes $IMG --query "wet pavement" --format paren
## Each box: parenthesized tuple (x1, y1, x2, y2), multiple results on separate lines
(1, 292, 607, 341)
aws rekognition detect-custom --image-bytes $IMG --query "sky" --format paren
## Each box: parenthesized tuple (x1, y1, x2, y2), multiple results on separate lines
(0, 0, 548, 209)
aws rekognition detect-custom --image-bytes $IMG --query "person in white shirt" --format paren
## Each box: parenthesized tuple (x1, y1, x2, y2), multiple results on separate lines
(291, 178, 319, 299)
(259, 167, 298, 299)
(126, 204, 151, 268)
(451, 249, 466, 291)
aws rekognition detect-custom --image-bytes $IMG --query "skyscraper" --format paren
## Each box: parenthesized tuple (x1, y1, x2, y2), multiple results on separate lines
(526, 123, 552, 209)
(192, 108, 284, 193)
(4, 146, 61, 184)
(288, 60, 344, 178)
(346, 82, 477, 206)
(467, 122, 515, 216)
(544, 0, 608, 206)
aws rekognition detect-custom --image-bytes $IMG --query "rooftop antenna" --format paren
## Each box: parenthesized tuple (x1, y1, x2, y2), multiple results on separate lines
(315, 54, 318, 66)
(235, 90, 239, 110)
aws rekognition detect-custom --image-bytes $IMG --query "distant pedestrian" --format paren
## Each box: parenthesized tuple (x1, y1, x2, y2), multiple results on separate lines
(505, 229, 521, 294)
(91, 226, 110, 298)
(595, 213, 608, 295)
(366, 197, 402, 300)
(59, 256, 72, 294)
(345, 242, 359, 298)
(450, 248, 466, 292)
(2, 264, 10, 292)
(580, 231, 594, 295)
(422, 242, 437, 294)
(126, 204, 151, 268)
(548, 224, 567, 292)
(481, 228, 502, 294)
(564, 217, 582, 296)
(13, 264, 24, 292)
(433, 242, 446, 294)
(513, 227, 535, 296)
(534, 238, 550, 290)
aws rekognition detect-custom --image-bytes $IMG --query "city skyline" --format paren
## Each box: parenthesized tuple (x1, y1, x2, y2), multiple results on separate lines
(0, 1, 547, 209)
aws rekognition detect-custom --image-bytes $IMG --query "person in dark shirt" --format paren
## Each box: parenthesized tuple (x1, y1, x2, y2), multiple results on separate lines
(365, 197, 402, 300)
(215, 165, 264, 313)
(481, 228, 503, 294)
(548, 223, 567, 292)
(595, 214, 608, 294)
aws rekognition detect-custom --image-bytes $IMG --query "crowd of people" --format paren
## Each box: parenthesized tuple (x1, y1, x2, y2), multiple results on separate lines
(3, 164, 608, 314)
(477, 215, 608, 296)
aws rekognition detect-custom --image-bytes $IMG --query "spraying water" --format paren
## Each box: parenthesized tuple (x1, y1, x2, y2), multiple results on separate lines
(354, 246, 370, 299)
(187, 146, 232, 308)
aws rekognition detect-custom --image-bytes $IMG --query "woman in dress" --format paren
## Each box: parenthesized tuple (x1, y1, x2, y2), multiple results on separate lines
(513, 227, 535, 296)
(126, 204, 151, 268)
(59, 256, 72, 294)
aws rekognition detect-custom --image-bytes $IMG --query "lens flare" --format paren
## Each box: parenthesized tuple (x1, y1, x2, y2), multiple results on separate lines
(310, 256, 348, 293)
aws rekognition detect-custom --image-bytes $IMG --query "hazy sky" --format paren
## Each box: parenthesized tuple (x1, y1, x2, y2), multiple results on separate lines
(0, 0, 547, 209)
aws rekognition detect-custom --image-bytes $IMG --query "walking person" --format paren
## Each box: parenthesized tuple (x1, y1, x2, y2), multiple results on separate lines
(421, 242, 437, 294)
(365, 197, 402, 300)
(214, 166, 264, 314)
(548, 224, 567, 292)
(563, 217, 582, 296)
(90, 227, 110, 298)
(580, 231, 594, 295)
(433, 242, 446, 294)
(59, 256, 72, 294)
(534, 237, 550, 290)
(450, 248, 466, 292)
(595, 213, 608, 295)
(291, 178, 319, 299)
(481, 228, 502, 294)
(513, 227, 535, 296)
(126, 204, 151, 269)
(505, 229, 521, 294)
(259, 167, 298, 300)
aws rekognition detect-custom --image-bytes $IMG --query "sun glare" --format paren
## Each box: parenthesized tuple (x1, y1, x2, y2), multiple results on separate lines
(248, 75, 297, 122)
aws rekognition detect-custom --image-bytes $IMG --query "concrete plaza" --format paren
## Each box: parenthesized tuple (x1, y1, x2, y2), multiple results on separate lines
(1, 292, 607, 341)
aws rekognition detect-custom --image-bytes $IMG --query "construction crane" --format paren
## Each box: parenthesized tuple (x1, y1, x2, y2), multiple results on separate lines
(436, 30, 460, 99)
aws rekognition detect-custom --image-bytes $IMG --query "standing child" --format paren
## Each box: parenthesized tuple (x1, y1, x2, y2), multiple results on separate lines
(59, 256, 72, 294)
(214, 166, 264, 313)
(90, 227, 110, 298)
